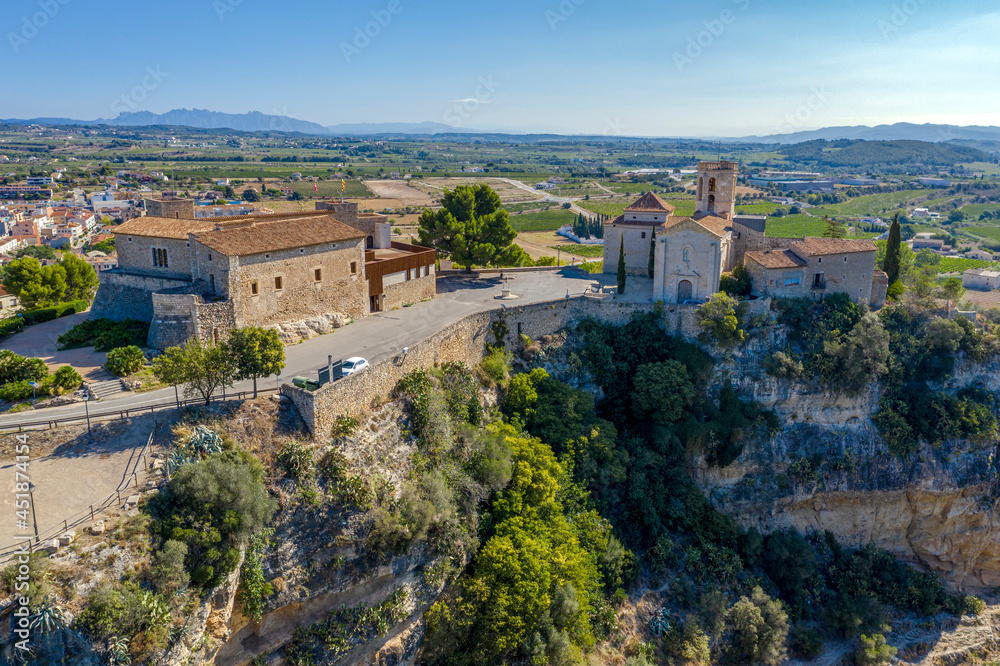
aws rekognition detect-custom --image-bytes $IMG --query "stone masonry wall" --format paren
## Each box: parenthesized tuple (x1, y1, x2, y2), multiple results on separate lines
(90, 271, 192, 322)
(117, 233, 193, 281)
(282, 296, 772, 437)
(149, 293, 199, 348)
(383, 274, 437, 311)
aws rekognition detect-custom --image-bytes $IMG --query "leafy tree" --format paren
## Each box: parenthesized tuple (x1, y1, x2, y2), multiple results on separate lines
(937, 277, 965, 313)
(151, 338, 235, 405)
(0, 350, 49, 384)
(149, 539, 190, 594)
(226, 327, 285, 397)
(720, 263, 752, 298)
(882, 214, 902, 285)
(241, 187, 260, 202)
(724, 587, 788, 665)
(824, 312, 890, 393)
(631, 361, 694, 423)
(822, 216, 847, 239)
(913, 248, 941, 268)
(59, 253, 99, 302)
(617, 238, 626, 295)
(947, 209, 965, 224)
(145, 451, 275, 589)
(698, 293, 746, 346)
(2, 257, 67, 309)
(223, 185, 236, 198)
(14, 245, 57, 260)
(417, 184, 520, 270)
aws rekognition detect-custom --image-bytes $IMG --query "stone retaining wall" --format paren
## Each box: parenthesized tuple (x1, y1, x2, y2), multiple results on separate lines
(90, 271, 193, 322)
(282, 295, 771, 437)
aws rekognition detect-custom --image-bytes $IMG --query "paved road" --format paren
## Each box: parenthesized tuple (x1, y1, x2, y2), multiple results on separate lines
(0, 270, 601, 429)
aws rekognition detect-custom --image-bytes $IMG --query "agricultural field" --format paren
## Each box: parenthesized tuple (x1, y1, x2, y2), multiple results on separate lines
(509, 209, 577, 232)
(833, 189, 932, 215)
(578, 196, 696, 218)
(935, 257, 996, 274)
(504, 201, 561, 213)
(960, 204, 1000, 218)
(550, 243, 605, 258)
(289, 180, 372, 198)
(735, 202, 781, 215)
(962, 162, 1000, 176)
(962, 226, 1000, 242)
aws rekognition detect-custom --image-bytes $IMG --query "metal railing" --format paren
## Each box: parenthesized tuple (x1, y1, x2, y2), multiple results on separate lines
(0, 386, 279, 434)
(0, 428, 157, 563)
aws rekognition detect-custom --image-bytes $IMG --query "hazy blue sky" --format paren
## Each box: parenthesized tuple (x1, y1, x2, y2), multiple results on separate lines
(3, 0, 999, 136)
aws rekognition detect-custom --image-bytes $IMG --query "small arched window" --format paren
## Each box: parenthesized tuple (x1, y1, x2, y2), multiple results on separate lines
(683, 248, 691, 262)
(709, 177, 717, 192)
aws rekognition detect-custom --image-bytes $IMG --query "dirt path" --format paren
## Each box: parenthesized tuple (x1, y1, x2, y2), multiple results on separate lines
(0, 415, 161, 551)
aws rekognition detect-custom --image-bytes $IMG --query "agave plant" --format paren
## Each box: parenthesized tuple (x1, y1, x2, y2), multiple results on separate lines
(187, 425, 223, 457)
(166, 449, 197, 475)
(107, 636, 131, 666)
(648, 606, 672, 637)
(28, 597, 66, 635)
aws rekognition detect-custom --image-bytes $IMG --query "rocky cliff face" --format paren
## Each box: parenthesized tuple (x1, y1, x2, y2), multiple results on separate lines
(694, 338, 1000, 592)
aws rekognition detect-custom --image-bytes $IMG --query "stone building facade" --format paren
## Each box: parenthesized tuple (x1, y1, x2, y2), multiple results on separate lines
(653, 216, 733, 303)
(695, 160, 739, 219)
(144, 197, 195, 219)
(91, 203, 437, 347)
(744, 237, 886, 307)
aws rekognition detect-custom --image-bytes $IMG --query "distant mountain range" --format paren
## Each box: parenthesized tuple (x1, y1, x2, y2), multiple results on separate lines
(738, 123, 1000, 144)
(3, 110, 1000, 144)
(0, 109, 478, 137)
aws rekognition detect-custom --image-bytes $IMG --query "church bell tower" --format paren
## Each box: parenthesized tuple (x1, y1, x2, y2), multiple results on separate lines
(695, 160, 738, 220)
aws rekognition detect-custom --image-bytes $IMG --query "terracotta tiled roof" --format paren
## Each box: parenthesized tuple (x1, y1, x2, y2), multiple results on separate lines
(791, 237, 877, 256)
(114, 217, 217, 240)
(193, 214, 365, 257)
(746, 250, 809, 270)
(624, 192, 675, 213)
(662, 215, 732, 238)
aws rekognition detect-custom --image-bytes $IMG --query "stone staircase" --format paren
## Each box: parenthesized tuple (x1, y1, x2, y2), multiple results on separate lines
(88, 378, 127, 400)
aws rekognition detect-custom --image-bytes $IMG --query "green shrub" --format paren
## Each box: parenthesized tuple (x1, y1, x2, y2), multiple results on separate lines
(854, 633, 896, 666)
(724, 587, 788, 666)
(697, 293, 747, 346)
(145, 451, 276, 589)
(0, 349, 49, 384)
(0, 380, 34, 401)
(20, 300, 87, 326)
(105, 345, 146, 377)
(239, 530, 274, 622)
(790, 625, 823, 660)
(1, 551, 51, 609)
(149, 539, 190, 594)
(331, 414, 358, 438)
(58, 317, 149, 351)
(961, 595, 986, 616)
(52, 365, 82, 391)
(76, 581, 169, 640)
(479, 347, 511, 385)
(0, 317, 24, 340)
(278, 442, 315, 483)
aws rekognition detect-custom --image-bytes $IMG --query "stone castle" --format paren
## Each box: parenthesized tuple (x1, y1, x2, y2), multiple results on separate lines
(90, 202, 436, 348)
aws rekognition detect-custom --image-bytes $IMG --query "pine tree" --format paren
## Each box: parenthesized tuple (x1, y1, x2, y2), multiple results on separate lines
(617, 237, 627, 295)
(822, 216, 847, 239)
(883, 213, 902, 285)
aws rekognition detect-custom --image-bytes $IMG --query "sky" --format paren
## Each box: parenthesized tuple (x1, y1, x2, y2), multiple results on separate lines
(2, 0, 999, 137)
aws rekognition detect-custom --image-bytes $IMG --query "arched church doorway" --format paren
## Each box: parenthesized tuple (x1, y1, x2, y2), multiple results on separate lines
(708, 195, 716, 212)
(677, 280, 693, 302)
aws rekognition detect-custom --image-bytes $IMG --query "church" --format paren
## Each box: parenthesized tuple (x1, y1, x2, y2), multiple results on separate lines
(603, 161, 740, 303)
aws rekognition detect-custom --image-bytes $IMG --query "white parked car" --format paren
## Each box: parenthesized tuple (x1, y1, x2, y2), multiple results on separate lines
(342, 357, 370, 377)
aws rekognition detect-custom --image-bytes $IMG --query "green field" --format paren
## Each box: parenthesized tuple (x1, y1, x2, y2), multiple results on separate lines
(510, 209, 576, 232)
(579, 196, 696, 218)
(504, 201, 556, 213)
(960, 204, 1000, 218)
(551, 243, 605, 258)
(289, 180, 372, 198)
(831, 189, 930, 215)
(963, 226, 1000, 241)
(962, 162, 1000, 176)
(764, 215, 831, 237)
(735, 202, 781, 215)
(935, 257, 995, 274)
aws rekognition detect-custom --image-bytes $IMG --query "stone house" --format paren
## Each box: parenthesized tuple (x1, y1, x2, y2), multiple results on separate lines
(91, 203, 436, 347)
(963, 268, 1000, 291)
(744, 238, 886, 307)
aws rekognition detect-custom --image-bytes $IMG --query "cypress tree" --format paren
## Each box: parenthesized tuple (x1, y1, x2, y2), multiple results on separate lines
(648, 227, 656, 278)
(617, 237, 627, 295)
(884, 213, 901, 285)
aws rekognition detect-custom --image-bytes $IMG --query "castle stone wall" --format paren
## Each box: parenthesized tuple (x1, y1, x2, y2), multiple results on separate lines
(90, 271, 192, 322)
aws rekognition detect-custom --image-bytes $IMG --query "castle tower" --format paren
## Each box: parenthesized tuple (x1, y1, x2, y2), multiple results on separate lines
(695, 160, 738, 220)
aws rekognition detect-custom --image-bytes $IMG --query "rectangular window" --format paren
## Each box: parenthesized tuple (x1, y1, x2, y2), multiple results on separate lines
(208, 253, 213, 261)
(209, 274, 215, 292)
(641, 232, 646, 239)
(314, 268, 322, 282)
(251, 281, 258, 295)
(784, 277, 801, 286)
(350, 262, 357, 274)
(275, 276, 283, 290)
